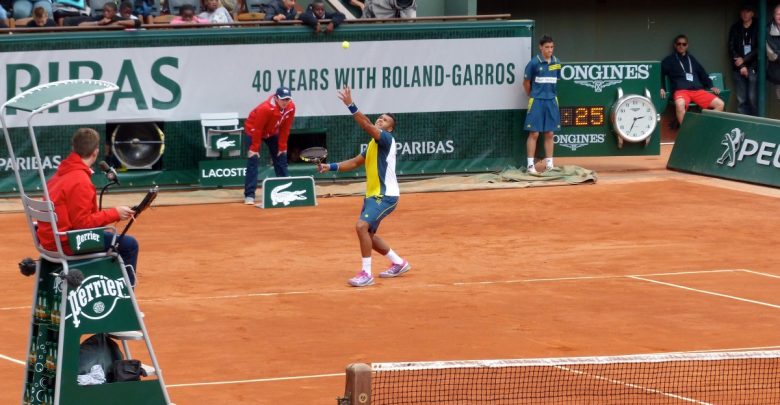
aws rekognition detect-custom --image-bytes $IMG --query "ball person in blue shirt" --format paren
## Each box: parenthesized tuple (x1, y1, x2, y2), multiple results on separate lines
(523, 35, 561, 174)
(318, 86, 411, 287)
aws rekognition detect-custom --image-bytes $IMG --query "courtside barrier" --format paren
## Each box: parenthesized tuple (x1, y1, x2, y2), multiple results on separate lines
(668, 110, 780, 188)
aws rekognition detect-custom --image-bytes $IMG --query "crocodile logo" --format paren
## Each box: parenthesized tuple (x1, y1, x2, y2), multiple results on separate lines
(64, 274, 130, 328)
(271, 182, 307, 206)
(215, 136, 237, 150)
(716, 128, 744, 168)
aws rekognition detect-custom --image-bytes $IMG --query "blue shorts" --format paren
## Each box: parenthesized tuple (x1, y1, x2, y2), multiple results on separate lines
(359, 195, 398, 233)
(524, 97, 560, 132)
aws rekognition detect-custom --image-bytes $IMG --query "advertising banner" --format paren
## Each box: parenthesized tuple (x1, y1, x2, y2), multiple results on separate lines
(2, 38, 528, 128)
(668, 111, 780, 188)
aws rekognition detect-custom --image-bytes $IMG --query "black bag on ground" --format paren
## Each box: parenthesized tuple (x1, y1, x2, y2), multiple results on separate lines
(111, 359, 147, 382)
(79, 333, 124, 382)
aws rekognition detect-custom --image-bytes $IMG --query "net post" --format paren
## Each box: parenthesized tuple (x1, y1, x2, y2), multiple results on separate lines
(342, 363, 371, 405)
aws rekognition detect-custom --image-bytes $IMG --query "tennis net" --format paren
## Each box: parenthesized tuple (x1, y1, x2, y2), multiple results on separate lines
(341, 350, 780, 404)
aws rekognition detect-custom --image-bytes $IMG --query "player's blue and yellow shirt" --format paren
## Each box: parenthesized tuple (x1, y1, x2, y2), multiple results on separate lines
(361, 130, 399, 198)
(524, 54, 561, 99)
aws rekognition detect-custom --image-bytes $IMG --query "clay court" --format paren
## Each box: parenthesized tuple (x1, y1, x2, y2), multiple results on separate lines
(1, 148, 779, 404)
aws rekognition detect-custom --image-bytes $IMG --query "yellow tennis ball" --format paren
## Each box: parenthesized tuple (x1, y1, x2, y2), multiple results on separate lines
(342, 41, 350, 49)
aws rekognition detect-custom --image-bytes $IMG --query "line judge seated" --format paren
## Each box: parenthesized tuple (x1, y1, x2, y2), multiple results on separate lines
(660, 34, 724, 125)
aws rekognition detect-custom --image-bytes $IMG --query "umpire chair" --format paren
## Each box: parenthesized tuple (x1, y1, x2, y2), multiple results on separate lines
(1, 80, 174, 405)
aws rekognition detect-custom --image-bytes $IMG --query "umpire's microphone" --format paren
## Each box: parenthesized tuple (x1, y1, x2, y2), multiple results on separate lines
(98, 161, 120, 185)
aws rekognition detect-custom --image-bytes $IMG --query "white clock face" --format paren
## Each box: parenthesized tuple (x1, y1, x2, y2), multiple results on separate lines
(614, 96, 656, 141)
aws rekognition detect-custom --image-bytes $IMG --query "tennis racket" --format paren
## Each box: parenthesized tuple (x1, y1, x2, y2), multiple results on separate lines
(131, 185, 159, 217)
(113, 186, 158, 253)
(300, 146, 328, 165)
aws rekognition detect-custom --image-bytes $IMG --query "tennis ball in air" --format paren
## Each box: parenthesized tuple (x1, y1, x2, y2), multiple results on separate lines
(342, 41, 350, 50)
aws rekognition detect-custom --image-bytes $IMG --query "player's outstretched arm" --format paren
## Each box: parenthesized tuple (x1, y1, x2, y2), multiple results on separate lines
(318, 154, 365, 173)
(338, 86, 381, 141)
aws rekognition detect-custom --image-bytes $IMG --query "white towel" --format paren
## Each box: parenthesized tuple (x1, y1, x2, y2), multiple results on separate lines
(76, 364, 106, 385)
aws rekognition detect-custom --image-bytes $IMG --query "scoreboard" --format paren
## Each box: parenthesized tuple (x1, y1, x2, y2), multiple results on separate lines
(559, 106, 605, 127)
(547, 61, 663, 157)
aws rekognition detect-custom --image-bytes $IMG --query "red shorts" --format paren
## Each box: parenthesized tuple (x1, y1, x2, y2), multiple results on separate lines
(673, 89, 717, 109)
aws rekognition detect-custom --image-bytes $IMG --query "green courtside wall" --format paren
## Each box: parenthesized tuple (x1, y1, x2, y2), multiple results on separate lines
(0, 21, 532, 193)
(668, 110, 780, 188)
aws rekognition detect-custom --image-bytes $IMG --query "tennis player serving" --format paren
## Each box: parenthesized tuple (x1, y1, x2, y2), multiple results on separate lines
(318, 85, 411, 287)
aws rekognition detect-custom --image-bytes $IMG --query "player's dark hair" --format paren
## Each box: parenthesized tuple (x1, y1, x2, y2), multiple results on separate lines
(384, 112, 397, 131)
(674, 34, 688, 44)
(539, 35, 554, 46)
(72, 128, 100, 158)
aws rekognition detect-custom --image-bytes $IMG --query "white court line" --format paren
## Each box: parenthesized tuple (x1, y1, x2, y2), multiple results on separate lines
(135, 270, 742, 302)
(453, 269, 738, 287)
(0, 269, 743, 310)
(0, 305, 32, 311)
(740, 269, 780, 279)
(557, 365, 712, 405)
(630, 276, 780, 309)
(166, 372, 343, 388)
(0, 353, 25, 366)
(687, 345, 780, 353)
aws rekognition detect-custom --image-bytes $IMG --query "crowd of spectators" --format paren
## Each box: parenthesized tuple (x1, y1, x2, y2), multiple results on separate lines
(0, 0, 416, 29)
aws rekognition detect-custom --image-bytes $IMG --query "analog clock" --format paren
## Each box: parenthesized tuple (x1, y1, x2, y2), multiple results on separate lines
(610, 89, 657, 147)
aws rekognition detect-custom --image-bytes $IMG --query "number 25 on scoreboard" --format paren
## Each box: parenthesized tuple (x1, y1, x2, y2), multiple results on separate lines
(560, 106, 605, 127)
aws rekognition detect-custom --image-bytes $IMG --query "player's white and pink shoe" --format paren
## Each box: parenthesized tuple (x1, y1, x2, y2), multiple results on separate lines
(379, 260, 411, 278)
(348, 271, 374, 287)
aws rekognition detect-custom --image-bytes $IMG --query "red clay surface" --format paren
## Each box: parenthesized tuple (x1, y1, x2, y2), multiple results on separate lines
(1, 176, 779, 404)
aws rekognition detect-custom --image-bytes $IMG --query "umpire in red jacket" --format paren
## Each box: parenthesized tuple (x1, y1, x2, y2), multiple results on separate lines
(243, 86, 296, 205)
(36, 128, 139, 286)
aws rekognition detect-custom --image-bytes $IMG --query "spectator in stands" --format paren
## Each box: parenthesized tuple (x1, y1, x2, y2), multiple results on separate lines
(198, 0, 233, 24)
(660, 34, 724, 125)
(264, 0, 296, 22)
(120, 2, 139, 21)
(766, 4, 780, 100)
(172, 3, 207, 23)
(220, 0, 236, 15)
(346, 0, 363, 15)
(362, 0, 415, 19)
(51, 0, 88, 26)
(131, 0, 153, 24)
(27, 5, 56, 26)
(300, 0, 344, 34)
(728, 3, 758, 116)
(76, 2, 142, 27)
(12, 0, 52, 19)
(0, 2, 9, 27)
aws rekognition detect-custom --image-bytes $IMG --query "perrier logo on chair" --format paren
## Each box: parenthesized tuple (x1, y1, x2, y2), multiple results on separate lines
(67, 229, 104, 254)
(64, 274, 131, 328)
